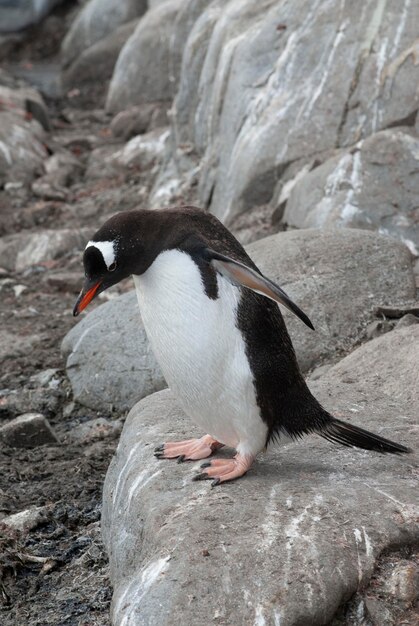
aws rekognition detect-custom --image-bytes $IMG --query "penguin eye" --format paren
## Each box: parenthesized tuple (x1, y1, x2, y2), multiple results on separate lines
(108, 262, 117, 272)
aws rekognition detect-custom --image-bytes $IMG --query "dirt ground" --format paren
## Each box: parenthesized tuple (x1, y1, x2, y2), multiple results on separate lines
(0, 9, 144, 624)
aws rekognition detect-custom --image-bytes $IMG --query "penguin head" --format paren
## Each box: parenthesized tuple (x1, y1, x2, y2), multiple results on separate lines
(73, 211, 160, 317)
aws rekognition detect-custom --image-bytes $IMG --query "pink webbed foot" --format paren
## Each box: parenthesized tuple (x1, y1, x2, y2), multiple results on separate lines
(154, 435, 223, 462)
(193, 453, 255, 487)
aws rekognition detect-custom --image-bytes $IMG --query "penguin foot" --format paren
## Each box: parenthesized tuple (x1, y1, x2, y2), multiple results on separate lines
(193, 453, 254, 485)
(154, 435, 223, 462)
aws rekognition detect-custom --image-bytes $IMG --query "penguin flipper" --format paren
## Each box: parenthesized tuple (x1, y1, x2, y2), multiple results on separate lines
(204, 248, 315, 330)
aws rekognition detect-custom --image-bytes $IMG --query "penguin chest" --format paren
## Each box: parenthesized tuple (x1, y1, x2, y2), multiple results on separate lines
(133, 249, 267, 451)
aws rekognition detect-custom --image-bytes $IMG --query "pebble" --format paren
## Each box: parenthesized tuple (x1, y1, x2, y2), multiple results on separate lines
(1, 505, 50, 533)
(0, 412, 59, 448)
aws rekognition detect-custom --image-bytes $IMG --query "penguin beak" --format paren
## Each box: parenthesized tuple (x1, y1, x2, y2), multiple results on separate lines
(73, 280, 102, 317)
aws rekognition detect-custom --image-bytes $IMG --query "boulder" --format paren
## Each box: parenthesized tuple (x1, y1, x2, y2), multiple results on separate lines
(0, 0, 64, 33)
(247, 228, 415, 372)
(62, 19, 139, 89)
(0, 227, 92, 272)
(283, 129, 419, 255)
(61, 0, 148, 69)
(62, 227, 415, 413)
(0, 111, 47, 185)
(102, 326, 418, 626)
(106, 0, 210, 113)
(61, 291, 166, 413)
(151, 0, 419, 225)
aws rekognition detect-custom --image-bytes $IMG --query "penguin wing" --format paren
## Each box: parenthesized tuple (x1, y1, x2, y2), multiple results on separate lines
(203, 248, 315, 330)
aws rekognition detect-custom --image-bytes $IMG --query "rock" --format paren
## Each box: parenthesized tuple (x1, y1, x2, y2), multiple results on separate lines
(365, 319, 394, 341)
(0, 413, 59, 448)
(43, 271, 84, 294)
(283, 130, 419, 254)
(110, 128, 169, 171)
(0, 227, 92, 272)
(383, 561, 419, 604)
(110, 104, 169, 140)
(150, 0, 419, 224)
(63, 228, 415, 412)
(396, 313, 419, 329)
(0, 0, 64, 33)
(62, 19, 139, 89)
(68, 417, 123, 444)
(364, 597, 395, 626)
(0, 111, 47, 185)
(247, 228, 416, 372)
(61, 291, 166, 413)
(106, 0, 185, 113)
(61, 0, 148, 69)
(1, 506, 50, 533)
(0, 84, 50, 130)
(31, 149, 83, 200)
(102, 325, 418, 626)
(29, 368, 60, 388)
(311, 324, 419, 406)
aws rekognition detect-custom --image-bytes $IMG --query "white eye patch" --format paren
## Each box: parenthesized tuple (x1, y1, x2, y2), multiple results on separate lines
(86, 240, 116, 270)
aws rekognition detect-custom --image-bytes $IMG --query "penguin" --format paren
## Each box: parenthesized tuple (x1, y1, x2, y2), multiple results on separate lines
(73, 206, 410, 486)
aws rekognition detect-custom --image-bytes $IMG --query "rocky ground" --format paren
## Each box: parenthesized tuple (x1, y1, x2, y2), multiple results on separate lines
(0, 17, 159, 626)
(0, 2, 418, 626)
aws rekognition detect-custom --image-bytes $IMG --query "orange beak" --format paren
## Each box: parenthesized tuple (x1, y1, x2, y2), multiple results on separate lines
(73, 281, 101, 317)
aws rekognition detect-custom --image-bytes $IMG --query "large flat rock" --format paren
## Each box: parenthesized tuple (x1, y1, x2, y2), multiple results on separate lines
(102, 325, 419, 626)
(62, 227, 415, 412)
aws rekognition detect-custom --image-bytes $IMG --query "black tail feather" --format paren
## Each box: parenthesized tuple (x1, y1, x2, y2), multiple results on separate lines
(319, 418, 411, 455)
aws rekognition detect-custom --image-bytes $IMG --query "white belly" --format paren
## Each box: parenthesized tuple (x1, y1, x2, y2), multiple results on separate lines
(133, 249, 268, 455)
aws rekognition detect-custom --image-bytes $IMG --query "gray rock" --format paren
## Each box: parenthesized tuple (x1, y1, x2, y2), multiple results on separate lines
(102, 325, 418, 626)
(152, 0, 419, 225)
(383, 561, 419, 604)
(105, 0, 202, 113)
(0, 0, 64, 33)
(0, 111, 47, 186)
(0, 413, 59, 448)
(109, 128, 170, 171)
(110, 104, 169, 141)
(61, 291, 166, 413)
(0, 227, 92, 272)
(68, 417, 123, 444)
(61, 0, 148, 69)
(283, 130, 419, 255)
(1, 506, 51, 533)
(63, 227, 415, 414)
(247, 228, 416, 372)
(62, 19, 139, 89)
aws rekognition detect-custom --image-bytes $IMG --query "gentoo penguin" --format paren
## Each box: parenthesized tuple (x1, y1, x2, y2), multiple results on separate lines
(73, 206, 410, 485)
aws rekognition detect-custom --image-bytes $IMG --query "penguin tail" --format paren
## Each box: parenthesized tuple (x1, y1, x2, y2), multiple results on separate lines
(318, 417, 411, 455)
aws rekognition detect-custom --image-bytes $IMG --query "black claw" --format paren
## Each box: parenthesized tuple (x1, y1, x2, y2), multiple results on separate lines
(200, 462, 212, 468)
(154, 452, 164, 459)
(192, 473, 211, 482)
(211, 478, 221, 488)
(154, 444, 164, 452)
(177, 455, 186, 464)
